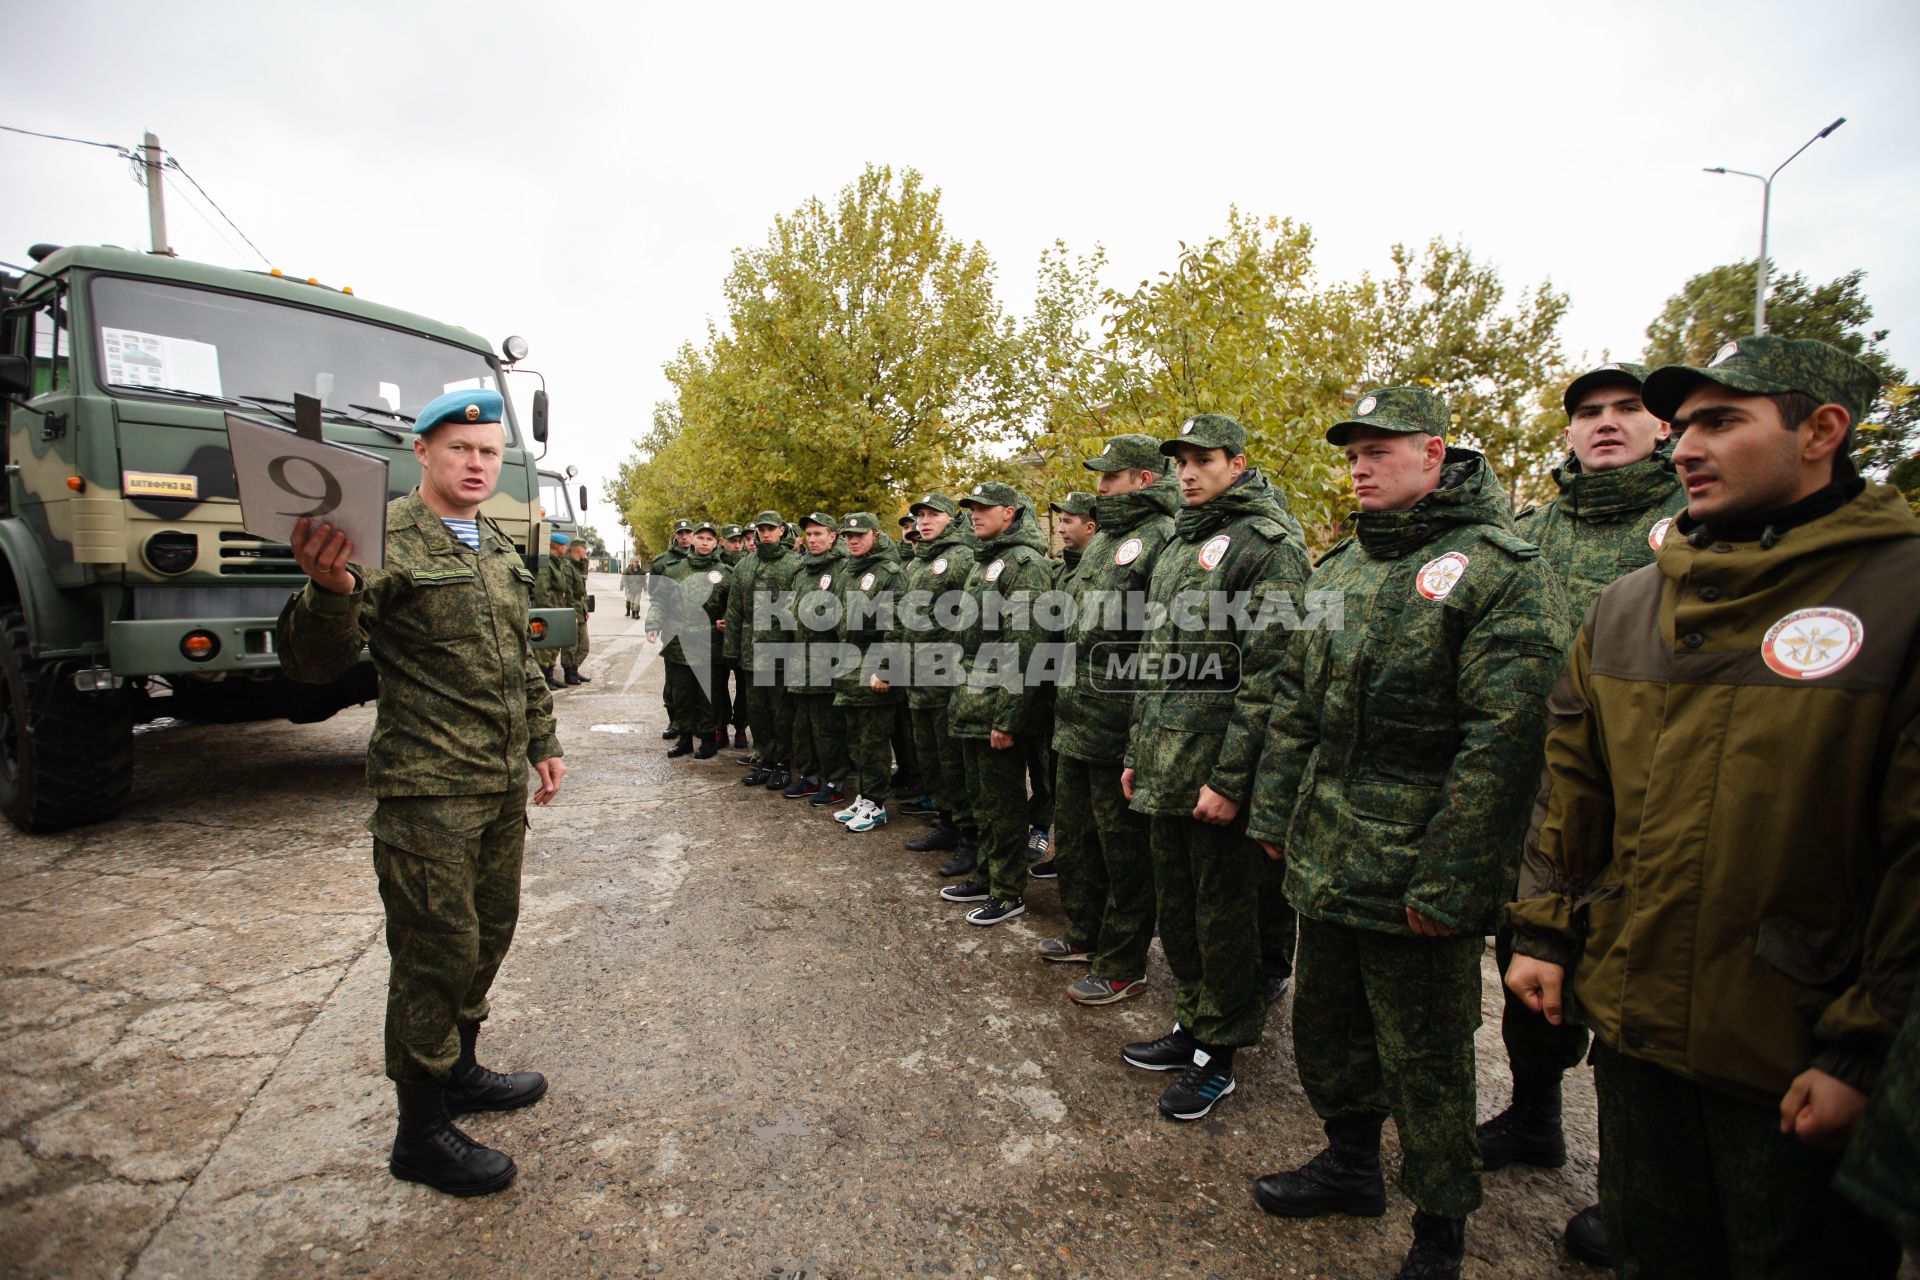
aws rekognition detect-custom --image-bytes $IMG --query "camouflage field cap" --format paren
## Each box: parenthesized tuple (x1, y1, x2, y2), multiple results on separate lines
(840, 511, 882, 534)
(691, 520, 717, 535)
(898, 513, 915, 528)
(672, 518, 694, 533)
(1162, 414, 1248, 457)
(1085, 433, 1166, 473)
(751, 509, 785, 529)
(719, 524, 744, 539)
(909, 491, 960, 517)
(958, 480, 1021, 509)
(1641, 336, 1880, 427)
(1562, 362, 1650, 416)
(1050, 491, 1097, 517)
(1326, 386, 1450, 446)
(800, 510, 837, 530)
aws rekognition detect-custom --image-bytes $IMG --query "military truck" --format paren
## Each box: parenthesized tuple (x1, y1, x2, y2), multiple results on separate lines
(0, 243, 575, 832)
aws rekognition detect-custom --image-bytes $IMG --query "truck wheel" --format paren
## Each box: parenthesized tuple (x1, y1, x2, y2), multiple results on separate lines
(0, 604, 134, 831)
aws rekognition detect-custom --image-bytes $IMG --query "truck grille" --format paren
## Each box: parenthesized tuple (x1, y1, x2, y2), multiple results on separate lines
(132, 585, 300, 620)
(218, 531, 300, 576)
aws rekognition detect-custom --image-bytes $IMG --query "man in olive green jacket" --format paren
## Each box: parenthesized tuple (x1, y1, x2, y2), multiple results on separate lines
(894, 494, 980, 869)
(1245, 388, 1573, 1280)
(729, 513, 803, 788)
(835, 512, 905, 832)
(1506, 337, 1917, 1279)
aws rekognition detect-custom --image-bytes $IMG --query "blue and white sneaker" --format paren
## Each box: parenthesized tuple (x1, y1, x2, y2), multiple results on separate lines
(833, 795, 868, 823)
(1157, 1048, 1236, 1121)
(846, 801, 889, 833)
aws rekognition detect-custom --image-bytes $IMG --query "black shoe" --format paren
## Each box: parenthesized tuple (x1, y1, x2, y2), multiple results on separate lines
(764, 768, 790, 791)
(965, 896, 1025, 926)
(782, 774, 819, 799)
(905, 816, 959, 852)
(444, 1023, 548, 1116)
(666, 734, 695, 758)
(936, 832, 977, 878)
(694, 734, 722, 760)
(1159, 1047, 1235, 1121)
(1395, 1211, 1465, 1280)
(1252, 1114, 1389, 1218)
(1477, 1075, 1567, 1170)
(809, 782, 845, 808)
(563, 667, 586, 686)
(543, 668, 562, 691)
(389, 1081, 516, 1197)
(733, 731, 749, 749)
(741, 768, 771, 787)
(938, 878, 991, 903)
(1028, 856, 1057, 879)
(661, 728, 678, 740)
(1122, 1024, 1195, 1072)
(1562, 1204, 1611, 1269)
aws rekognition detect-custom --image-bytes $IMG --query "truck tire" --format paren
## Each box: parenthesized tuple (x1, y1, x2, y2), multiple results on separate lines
(0, 603, 134, 831)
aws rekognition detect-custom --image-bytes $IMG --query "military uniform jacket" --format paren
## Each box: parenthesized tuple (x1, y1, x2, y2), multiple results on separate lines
(725, 537, 801, 666)
(1514, 451, 1686, 619)
(1246, 451, 1573, 935)
(833, 545, 905, 708)
(277, 489, 561, 797)
(1054, 478, 1179, 765)
(532, 552, 570, 610)
(567, 557, 590, 614)
(893, 530, 978, 711)
(947, 516, 1054, 741)
(1126, 470, 1309, 816)
(655, 549, 727, 666)
(789, 542, 848, 698)
(1506, 484, 1920, 1101)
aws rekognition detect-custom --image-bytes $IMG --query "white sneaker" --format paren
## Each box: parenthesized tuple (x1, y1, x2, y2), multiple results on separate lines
(846, 802, 889, 833)
(834, 795, 869, 823)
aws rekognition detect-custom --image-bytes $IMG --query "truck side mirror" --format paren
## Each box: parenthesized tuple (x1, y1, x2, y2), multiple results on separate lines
(0, 355, 30, 397)
(578, 484, 588, 512)
(531, 388, 549, 443)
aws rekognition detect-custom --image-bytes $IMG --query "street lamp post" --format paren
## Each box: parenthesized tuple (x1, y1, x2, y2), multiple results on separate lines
(1704, 116, 1846, 334)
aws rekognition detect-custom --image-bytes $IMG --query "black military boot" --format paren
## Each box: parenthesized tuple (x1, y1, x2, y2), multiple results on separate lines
(1476, 1074, 1567, 1170)
(389, 1080, 516, 1196)
(742, 765, 771, 787)
(444, 1023, 548, 1116)
(694, 733, 722, 760)
(936, 829, 978, 877)
(543, 666, 562, 691)
(661, 728, 678, 740)
(1252, 1113, 1389, 1218)
(667, 733, 695, 758)
(1394, 1211, 1465, 1280)
(563, 666, 586, 686)
(905, 813, 959, 852)
(763, 767, 791, 791)
(1562, 1204, 1611, 1268)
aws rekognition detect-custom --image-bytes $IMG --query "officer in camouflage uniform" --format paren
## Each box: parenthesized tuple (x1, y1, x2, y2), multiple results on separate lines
(1116, 414, 1308, 1123)
(730, 512, 803, 788)
(835, 512, 906, 832)
(1480, 361, 1684, 1266)
(532, 530, 573, 690)
(784, 512, 851, 804)
(938, 481, 1055, 925)
(649, 518, 694, 739)
(895, 493, 981, 869)
(560, 537, 592, 685)
(279, 388, 562, 1197)
(1246, 387, 1572, 1280)
(650, 521, 725, 758)
(715, 523, 747, 741)
(1042, 437, 1179, 1005)
(1024, 491, 1100, 881)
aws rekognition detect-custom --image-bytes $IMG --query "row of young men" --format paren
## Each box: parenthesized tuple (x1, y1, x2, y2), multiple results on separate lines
(530, 530, 594, 688)
(641, 335, 1916, 1280)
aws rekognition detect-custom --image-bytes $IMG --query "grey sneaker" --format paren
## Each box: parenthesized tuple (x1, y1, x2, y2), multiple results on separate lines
(1068, 975, 1146, 1006)
(1037, 938, 1092, 963)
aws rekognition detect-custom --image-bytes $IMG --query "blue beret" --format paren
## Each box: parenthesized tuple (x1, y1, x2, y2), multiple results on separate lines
(549, 531, 571, 546)
(415, 388, 504, 434)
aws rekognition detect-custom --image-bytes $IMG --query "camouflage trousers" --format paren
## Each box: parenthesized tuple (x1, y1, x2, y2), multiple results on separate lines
(960, 737, 1031, 901)
(1836, 981, 1920, 1246)
(561, 609, 589, 669)
(1293, 916, 1482, 1218)
(1149, 813, 1267, 1048)
(743, 678, 782, 761)
(1054, 754, 1154, 980)
(1592, 1042, 1899, 1279)
(910, 704, 971, 827)
(1494, 926, 1589, 1081)
(839, 701, 895, 801)
(663, 660, 717, 736)
(892, 701, 919, 788)
(368, 790, 526, 1083)
(790, 695, 847, 781)
(1026, 735, 1055, 832)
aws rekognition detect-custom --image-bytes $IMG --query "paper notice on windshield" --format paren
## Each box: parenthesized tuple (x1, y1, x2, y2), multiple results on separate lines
(101, 328, 224, 397)
(225, 413, 388, 570)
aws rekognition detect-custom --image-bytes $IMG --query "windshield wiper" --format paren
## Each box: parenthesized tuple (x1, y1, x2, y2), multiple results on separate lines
(347, 402, 417, 425)
(106, 383, 242, 406)
(239, 394, 409, 442)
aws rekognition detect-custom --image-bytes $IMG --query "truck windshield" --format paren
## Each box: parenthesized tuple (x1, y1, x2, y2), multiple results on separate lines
(89, 276, 515, 444)
(539, 475, 576, 524)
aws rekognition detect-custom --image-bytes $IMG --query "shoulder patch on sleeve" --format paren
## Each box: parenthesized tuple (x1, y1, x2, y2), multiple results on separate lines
(1482, 526, 1542, 560)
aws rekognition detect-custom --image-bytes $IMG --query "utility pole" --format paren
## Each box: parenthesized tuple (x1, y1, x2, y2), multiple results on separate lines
(141, 131, 173, 256)
(1704, 117, 1845, 334)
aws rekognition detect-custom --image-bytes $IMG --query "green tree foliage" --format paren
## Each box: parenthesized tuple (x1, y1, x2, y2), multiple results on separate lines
(1643, 262, 1915, 473)
(612, 165, 1025, 549)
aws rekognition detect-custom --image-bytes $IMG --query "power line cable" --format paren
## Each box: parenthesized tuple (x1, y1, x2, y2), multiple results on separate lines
(0, 123, 134, 155)
(161, 170, 253, 265)
(162, 153, 274, 270)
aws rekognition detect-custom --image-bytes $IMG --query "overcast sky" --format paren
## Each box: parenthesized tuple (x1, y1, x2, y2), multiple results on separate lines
(5, 0, 1914, 552)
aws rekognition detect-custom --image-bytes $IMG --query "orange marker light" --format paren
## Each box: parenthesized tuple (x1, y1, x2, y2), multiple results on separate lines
(270, 268, 283, 277)
(342, 286, 354, 295)
(66, 475, 85, 492)
(529, 619, 548, 642)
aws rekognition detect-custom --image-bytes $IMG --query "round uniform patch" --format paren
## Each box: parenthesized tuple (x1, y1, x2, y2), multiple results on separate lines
(1355, 394, 1378, 416)
(817, 573, 832, 590)
(463, 403, 481, 422)
(1713, 340, 1741, 365)
(859, 572, 875, 591)
(1648, 517, 1674, 551)
(1415, 551, 1470, 601)
(932, 556, 948, 575)
(984, 559, 1005, 583)
(1762, 607, 1864, 680)
(1197, 534, 1231, 570)
(1114, 536, 1143, 566)
(1180, 419, 1196, 436)
(707, 570, 723, 584)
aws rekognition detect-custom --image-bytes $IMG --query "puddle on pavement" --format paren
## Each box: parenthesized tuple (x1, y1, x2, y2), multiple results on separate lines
(751, 1115, 814, 1140)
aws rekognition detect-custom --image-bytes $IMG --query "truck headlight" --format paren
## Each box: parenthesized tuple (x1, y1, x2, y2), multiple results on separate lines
(144, 531, 199, 575)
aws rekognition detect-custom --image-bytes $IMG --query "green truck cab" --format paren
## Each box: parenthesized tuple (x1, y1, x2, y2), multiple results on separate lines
(0, 243, 575, 832)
